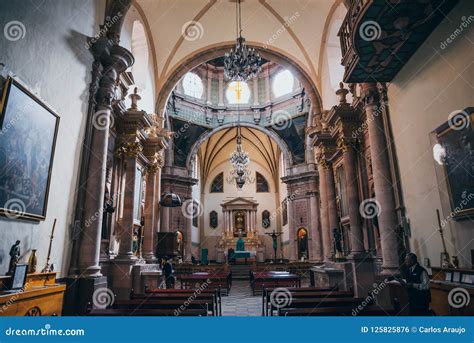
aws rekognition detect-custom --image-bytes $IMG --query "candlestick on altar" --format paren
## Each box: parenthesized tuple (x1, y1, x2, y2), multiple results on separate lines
(42, 218, 57, 273)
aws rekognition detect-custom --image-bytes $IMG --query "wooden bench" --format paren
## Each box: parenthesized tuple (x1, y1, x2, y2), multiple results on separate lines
(134, 290, 221, 316)
(113, 298, 215, 316)
(268, 297, 365, 316)
(279, 306, 397, 316)
(251, 271, 301, 295)
(262, 288, 351, 316)
(88, 308, 208, 316)
(178, 272, 232, 295)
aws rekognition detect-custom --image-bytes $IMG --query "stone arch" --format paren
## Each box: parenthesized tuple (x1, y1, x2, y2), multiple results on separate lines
(155, 42, 323, 125)
(186, 123, 293, 175)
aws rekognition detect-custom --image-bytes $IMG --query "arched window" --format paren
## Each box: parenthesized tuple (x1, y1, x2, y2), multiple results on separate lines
(256, 172, 269, 192)
(272, 69, 294, 98)
(182, 72, 203, 99)
(210, 172, 224, 193)
(226, 81, 250, 104)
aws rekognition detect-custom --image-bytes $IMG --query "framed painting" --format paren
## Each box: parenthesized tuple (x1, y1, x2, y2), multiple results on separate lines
(432, 108, 473, 220)
(0, 77, 60, 221)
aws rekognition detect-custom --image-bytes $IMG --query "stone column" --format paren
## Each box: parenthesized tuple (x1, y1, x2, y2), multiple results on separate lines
(309, 191, 323, 261)
(253, 77, 259, 106)
(264, 65, 271, 104)
(185, 208, 193, 261)
(287, 196, 297, 261)
(77, 46, 134, 277)
(207, 67, 212, 105)
(325, 164, 339, 247)
(362, 83, 399, 275)
(339, 138, 365, 255)
(218, 71, 224, 106)
(317, 161, 331, 262)
(142, 146, 163, 262)
(116, 146, 142, 259)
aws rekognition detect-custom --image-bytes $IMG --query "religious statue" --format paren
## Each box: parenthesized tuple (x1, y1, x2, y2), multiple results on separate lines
(129, 87, 141, 110)
(265, 230, 283, 263)
(8, 240, 21, 275)
(234, 211, 245, 235)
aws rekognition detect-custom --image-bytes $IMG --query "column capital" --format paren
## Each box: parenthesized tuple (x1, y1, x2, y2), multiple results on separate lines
(360, 82, 380, 108)
(336, 136, 356, 153)
(116, 140, 143, 157)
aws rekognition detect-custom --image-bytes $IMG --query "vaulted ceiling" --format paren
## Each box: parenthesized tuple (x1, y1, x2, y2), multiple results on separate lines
(132, 0, 341, 95)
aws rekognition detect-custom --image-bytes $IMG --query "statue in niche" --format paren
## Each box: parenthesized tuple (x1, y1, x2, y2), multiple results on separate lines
(210, 211, 218, 228)
(8, 240, 21, 275)
(332, 228, 344, 261)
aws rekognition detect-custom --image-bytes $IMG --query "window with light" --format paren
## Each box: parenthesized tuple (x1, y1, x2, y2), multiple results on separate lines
(226, 81, 251, 104)
(272, 69, 294, 98)
(182, 72, 203, 99)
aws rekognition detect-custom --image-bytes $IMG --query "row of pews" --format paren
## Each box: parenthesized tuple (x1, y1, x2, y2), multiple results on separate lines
(250, 270, 301, 295)
(262, 287, 398, 316)
(88, 271, 231, 316)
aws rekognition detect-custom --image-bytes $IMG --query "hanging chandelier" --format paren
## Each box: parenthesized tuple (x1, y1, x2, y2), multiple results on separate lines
(224, 0, 262, 81)
(229, 127, 251, 189)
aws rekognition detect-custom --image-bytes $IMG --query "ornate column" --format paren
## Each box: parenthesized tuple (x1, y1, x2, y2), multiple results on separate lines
(207, 67, 212, 105)
(264, 65, 271, 104)
(287, 196, 297, 261)
(308, 191, 323, 261)
(316, 153, 331, 262)
(338, 137, 365, 255)
(362, 82, 399, 274)
(77, 45, 134, 276)
(185, 203, 193, 261)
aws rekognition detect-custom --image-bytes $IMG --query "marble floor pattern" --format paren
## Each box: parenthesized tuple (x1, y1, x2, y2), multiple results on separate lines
(222, 280, 262, 316)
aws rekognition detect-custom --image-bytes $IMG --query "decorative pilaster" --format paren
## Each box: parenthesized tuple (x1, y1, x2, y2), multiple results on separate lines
(316, 152, 331, 262)
(361, 82, 399, 274)
(308, 191, 323, 262)
(287, 196, 297, 261)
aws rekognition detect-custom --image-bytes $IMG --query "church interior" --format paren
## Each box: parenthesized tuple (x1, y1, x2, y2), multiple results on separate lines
(0, 0, 473, 317)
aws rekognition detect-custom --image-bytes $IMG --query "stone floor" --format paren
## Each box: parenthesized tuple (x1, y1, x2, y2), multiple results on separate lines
(221, 280, 262, 316)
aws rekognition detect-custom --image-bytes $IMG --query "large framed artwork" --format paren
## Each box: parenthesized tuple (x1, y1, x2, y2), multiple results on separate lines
(431, 108, 473, 220)
(0, 77, 60, 221)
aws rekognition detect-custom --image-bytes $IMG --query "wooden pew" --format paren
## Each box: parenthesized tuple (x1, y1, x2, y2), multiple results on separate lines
(113, 298, 215, 316)
(89, 308, 208, 316)
(133, 290, 220, 316)
(144, 288, 221, 314)
(279, 306, 397, 316)
(178, 272, 232, 295)
(262, 288, 350, 316)
(251, 271, 301, 295)
(268, 297, 365, 316)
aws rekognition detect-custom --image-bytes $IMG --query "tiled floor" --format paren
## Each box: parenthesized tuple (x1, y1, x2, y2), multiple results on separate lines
(222, 280, 262, 316)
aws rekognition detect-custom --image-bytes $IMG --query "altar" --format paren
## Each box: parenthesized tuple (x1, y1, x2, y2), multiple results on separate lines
(216, 197, 265, 263)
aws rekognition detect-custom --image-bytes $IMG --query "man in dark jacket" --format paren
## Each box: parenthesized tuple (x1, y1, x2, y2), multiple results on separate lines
(162, 257, 175, 289)
(404, 253, 431, 315)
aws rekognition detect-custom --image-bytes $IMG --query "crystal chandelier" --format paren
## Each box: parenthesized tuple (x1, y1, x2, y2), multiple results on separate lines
(224, 0, 262, 81)
(229, 127, 251, 189)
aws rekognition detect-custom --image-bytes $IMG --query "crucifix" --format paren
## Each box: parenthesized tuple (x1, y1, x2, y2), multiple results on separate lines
(265, 230, 283, 263)
(229, 81, 243, 103)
